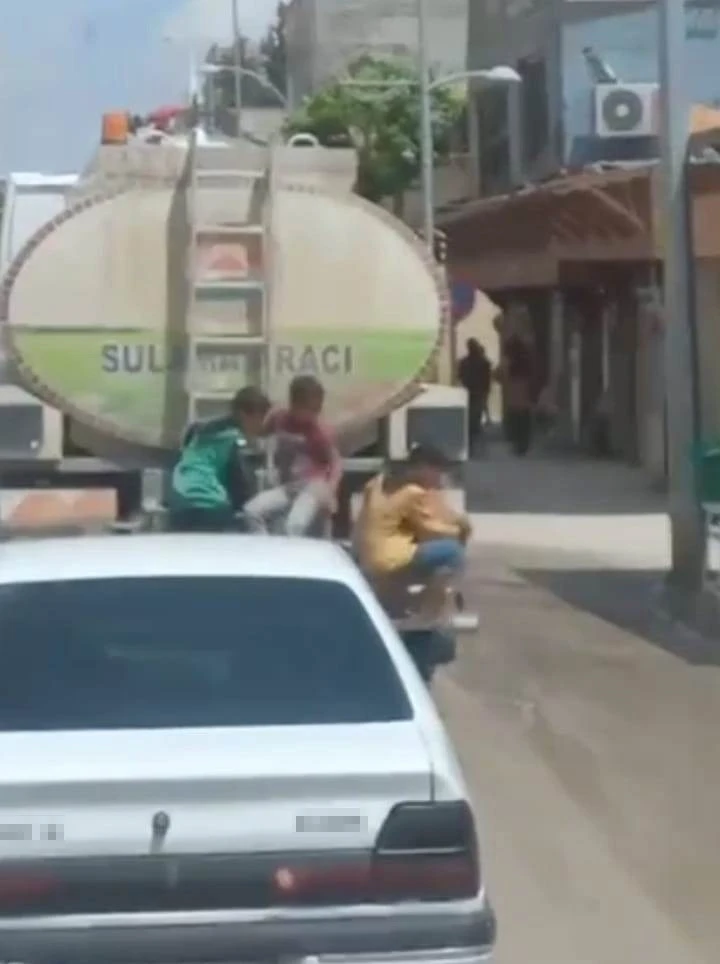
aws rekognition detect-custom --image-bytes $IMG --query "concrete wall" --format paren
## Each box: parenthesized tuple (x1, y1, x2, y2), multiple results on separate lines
(286, 0, 468, 103)
(467, 0, 556, 68)
(382, 154, 473, 227)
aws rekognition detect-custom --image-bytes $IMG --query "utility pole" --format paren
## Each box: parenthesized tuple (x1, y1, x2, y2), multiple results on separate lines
(231, 0, 243, 137)
(658, 0, 704, 590)
(417, 0, 434, 255)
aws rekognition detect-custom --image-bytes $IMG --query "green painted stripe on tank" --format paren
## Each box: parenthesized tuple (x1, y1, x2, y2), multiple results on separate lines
(11, 327, 440, 446)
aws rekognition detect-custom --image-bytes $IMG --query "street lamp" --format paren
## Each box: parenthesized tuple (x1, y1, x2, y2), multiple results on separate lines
(337, 66, 521, 94)
(198, 63, 288, 138)
(199, 62, 288, 108)
(429, 66, 523, 92)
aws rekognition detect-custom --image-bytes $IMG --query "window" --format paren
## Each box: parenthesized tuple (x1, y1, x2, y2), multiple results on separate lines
(0, 576, 411, 731)
(477, 85, 510, 195)
(477, 84, 508, 148)
(518, 55, 549, 165)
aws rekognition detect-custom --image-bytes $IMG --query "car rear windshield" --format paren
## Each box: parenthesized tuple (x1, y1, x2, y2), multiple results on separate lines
(0, 576, 412, 731)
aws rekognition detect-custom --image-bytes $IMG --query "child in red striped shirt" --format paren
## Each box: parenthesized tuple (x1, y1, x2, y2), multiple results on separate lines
(244, 375, 342, 535)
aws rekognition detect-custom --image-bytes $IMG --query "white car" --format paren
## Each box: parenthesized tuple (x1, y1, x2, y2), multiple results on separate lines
(0, 534, 496, 964)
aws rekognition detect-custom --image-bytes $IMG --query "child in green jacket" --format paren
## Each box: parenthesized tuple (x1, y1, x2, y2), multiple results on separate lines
(169, 386, 270, 531)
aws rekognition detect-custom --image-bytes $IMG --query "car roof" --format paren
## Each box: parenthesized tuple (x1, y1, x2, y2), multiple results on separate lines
(0, 535, 364, 587)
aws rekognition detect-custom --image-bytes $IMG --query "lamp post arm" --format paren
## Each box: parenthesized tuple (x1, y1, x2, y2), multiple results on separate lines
(428, 69, 522, 92)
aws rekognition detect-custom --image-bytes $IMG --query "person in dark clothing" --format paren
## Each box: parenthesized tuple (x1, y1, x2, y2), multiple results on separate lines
(497, 336, 534, 457)
(168, 386, 270, 532)
(457, 338, 492, 450)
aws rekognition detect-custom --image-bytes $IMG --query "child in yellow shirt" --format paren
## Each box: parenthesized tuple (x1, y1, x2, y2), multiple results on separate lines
(356, 443, 471, 580)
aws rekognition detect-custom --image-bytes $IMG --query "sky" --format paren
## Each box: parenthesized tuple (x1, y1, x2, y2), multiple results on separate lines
(0, 0, 278, 174)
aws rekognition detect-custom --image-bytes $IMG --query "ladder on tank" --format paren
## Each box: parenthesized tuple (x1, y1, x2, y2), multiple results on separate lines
(184, 139, 275, 423)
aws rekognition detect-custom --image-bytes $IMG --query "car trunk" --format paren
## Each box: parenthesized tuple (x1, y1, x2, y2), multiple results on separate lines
(0, 723, 433, 915)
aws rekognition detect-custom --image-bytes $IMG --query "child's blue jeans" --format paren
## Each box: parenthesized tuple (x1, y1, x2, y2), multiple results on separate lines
(412, 538, 465, 574)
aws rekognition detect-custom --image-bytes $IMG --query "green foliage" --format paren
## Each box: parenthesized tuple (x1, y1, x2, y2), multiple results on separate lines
(284, 56, 464, 203)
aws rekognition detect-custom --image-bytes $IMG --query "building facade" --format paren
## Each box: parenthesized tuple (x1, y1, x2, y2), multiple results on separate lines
(448, 1, 720, 481)
(284, 0, 473, 227)
(285, 0, 469, 107)
(468, 0, 720, 195)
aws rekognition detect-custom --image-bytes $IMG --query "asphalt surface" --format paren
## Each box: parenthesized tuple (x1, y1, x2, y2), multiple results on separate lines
(437, 543, 720, 964)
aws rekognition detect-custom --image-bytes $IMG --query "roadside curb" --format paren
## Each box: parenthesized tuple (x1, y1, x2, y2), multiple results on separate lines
(655, 579, 720, 642)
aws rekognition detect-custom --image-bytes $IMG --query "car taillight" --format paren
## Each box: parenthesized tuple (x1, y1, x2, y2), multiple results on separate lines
(273, 862, 369, 903)
(272, 801, 480, 905)
(271, 801, 479, 906)
(371, 801, 479, 900)
(0, 873, 57, 903)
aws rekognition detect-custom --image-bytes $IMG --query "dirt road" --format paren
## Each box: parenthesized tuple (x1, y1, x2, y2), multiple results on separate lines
(438, 547, 719, 964)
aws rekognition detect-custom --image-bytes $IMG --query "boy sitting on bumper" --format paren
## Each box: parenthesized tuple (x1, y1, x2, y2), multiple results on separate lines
(355, 444, 471, 616)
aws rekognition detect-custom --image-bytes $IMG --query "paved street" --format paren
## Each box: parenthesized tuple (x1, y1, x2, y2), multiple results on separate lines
(437, 451, 720, 963)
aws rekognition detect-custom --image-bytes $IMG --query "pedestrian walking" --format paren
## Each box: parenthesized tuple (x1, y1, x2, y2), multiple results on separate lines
(496, 336, 535, 457)
(458, 338, 492, 453)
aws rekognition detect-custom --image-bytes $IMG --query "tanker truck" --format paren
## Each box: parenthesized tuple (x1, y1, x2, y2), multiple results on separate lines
(0, 121, 469, 535)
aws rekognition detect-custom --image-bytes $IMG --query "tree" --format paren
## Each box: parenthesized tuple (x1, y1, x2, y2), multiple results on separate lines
(284, 56, 464, 205)
(259, 1, 288, 98)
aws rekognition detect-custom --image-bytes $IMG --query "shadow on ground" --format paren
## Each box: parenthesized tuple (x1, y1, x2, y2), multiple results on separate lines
(518, 566, 720, 667)
(465, 441, 666, 516)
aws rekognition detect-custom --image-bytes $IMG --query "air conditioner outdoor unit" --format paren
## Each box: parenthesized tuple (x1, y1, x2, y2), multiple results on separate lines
(595, 83, 659, 138)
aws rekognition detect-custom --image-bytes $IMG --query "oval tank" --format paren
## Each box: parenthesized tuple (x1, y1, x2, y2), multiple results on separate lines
(0, 140, 449, 452)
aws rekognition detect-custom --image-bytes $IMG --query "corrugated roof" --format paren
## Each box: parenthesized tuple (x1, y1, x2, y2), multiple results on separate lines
(690, 104, 720, 136)
(438, 163, 651, 228)
(440, 103, 720, 229)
